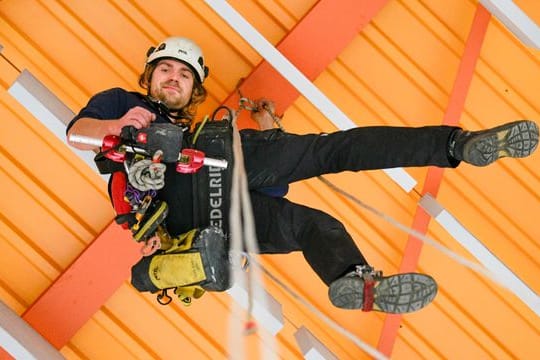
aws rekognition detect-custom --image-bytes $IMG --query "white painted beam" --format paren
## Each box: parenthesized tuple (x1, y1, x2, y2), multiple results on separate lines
(8, 70, 103, 176)
(294, 326, 338, 360)
(204, 0, 417, 193)
(480, 0, 540, 48)
(419, 193, 540, 317)
(226, 281, 284, 336)
(0, 300, 64, 359)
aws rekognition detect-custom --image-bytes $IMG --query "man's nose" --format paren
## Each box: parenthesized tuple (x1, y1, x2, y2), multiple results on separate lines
(168, 71, 181, 82)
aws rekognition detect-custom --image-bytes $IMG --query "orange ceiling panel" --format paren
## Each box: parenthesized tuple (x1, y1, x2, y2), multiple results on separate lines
(1, 1, 539, 359)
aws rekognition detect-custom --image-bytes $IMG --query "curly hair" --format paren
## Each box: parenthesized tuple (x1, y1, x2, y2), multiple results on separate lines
(138, 61, 207, 120)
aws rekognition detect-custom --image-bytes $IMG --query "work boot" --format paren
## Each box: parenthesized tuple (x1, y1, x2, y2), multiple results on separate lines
(328, 265, 437, 313)
(448, 120, 538, 166)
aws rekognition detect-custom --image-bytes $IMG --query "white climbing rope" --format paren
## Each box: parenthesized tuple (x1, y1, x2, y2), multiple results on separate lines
(127, 159, 166, 191)
(227, 107, 278, 360)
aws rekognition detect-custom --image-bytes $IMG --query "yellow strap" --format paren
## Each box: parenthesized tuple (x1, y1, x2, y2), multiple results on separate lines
(158, 227, 199, 253)
(174, 286, 206, 306)
(132, 200, 168, 242)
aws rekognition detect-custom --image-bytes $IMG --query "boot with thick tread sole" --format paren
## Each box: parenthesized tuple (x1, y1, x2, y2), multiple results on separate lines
(328, 272, 437, 314)
(458, 120, 538, 167)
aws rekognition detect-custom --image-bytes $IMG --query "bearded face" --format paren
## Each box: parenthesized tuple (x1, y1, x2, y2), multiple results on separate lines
(149, 59, 194, 111)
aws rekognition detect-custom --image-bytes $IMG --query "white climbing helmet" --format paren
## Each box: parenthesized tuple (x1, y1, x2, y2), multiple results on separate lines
(146, 37, 209, 83)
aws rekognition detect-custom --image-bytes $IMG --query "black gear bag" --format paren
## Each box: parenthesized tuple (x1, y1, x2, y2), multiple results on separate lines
(190, 118, 234, 234)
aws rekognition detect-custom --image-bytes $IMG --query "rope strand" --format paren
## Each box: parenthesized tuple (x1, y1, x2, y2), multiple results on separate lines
(228, 103, 278, 359)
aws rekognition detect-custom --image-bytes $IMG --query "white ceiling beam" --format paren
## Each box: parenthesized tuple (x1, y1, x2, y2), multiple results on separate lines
(419, 193, 540, 317)
(294, 326, 339, 360)
(204, 0, 417, 193)
(0, 300, 64, 359)
(8, 69, 103, 176)
(480, 0, 540, 48)
(226, 281, 284, 336)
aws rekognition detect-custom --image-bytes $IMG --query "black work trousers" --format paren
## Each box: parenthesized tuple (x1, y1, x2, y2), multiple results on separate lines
(240, 125, 460, 285)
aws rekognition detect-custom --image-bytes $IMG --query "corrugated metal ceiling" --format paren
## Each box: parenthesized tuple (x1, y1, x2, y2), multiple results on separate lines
(1, 0, 539, 359)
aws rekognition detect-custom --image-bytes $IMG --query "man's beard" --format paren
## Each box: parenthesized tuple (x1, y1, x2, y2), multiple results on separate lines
(152, 85, 189, 111)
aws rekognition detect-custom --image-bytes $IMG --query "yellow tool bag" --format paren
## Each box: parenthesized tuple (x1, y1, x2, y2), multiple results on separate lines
(130, 226, 231, 304)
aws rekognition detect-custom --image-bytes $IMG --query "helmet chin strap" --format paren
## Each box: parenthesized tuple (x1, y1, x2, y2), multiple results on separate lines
(144, 95, 192, 125)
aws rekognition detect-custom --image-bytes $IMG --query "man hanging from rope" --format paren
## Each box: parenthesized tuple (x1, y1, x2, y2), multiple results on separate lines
(66, 37, 539, 313)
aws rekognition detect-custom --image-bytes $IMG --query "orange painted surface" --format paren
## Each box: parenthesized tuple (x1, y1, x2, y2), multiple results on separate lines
(22, 222, 141, 349)
(1, 1, 539, 359)
(377, 4, 492, 355)
(0, 348, 13, 360)
(224, 0, 391, 128)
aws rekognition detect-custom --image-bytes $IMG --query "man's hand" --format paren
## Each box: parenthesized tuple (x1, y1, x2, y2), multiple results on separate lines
(250, 98, 276, 130)
(118, 106, 156, 130)
(67, 106, 157, 151)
